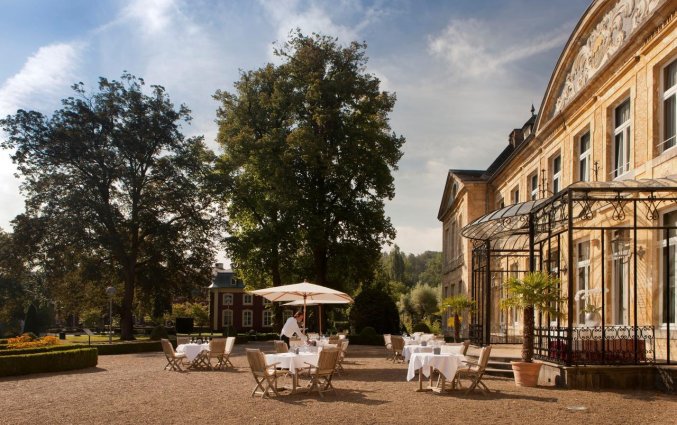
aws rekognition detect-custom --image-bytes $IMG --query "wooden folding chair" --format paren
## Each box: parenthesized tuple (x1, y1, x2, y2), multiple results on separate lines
(161, 339, 186, 372)
(274, 340, 289, 353)
(334, 340, 349, 374)
(391, 335, 405, 363)
(221, 336, 236, 369)
(304, 347, 340, 397)
(456, 345, 493, 395)
(384, 334, 394, 360)
(207, 338, 226, 370)
(245, 349, 284, 398)
(176, 335, 190, 346)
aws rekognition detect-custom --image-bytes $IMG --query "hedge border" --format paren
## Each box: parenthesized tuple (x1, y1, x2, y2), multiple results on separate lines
(0, 348, 98, 377)
(0, 345, 85, 356)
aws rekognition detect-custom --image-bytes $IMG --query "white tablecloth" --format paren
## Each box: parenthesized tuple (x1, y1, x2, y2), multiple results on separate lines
(406, 353, 465, 381)
(176, 343, 209, 361)
(265, 352, 320, 374)
(403, 345, 433, 362)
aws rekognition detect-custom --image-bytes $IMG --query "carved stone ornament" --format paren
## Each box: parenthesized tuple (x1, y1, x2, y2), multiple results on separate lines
(553, 0, 664, 116)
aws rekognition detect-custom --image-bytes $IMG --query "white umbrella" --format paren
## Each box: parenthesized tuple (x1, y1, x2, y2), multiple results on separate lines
(250, 282, 353, 332)
(282, 298, 352, 335)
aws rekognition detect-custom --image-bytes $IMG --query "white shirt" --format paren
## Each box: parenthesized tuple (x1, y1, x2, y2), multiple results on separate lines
(280, 316, 304, 338)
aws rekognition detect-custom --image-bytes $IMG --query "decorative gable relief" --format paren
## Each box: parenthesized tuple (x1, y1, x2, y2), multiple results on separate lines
(553, 0, 663, 116)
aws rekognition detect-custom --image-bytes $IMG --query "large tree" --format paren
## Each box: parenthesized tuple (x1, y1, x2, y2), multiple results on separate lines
(216, 32, 404, 292)
(1, 74, 218, 339)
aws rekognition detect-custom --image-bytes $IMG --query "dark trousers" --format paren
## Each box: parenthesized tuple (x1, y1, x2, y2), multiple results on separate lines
(281, 335, 290, 346)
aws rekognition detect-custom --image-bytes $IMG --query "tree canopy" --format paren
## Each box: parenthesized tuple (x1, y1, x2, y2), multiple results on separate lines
(216, 32, 405, 293)
(1, 74, 219, 339)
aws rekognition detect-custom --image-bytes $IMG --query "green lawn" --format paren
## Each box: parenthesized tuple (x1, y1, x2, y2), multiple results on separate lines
(58, 334, 152, 344)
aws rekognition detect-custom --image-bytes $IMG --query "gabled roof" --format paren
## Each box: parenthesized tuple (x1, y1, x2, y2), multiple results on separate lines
(437, 169, 487, 220)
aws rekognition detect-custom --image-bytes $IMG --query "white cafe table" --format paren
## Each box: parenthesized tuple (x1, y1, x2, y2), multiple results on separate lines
(406, 352, 465, 392)
(176, 343, 210, 362)
(403, 345, 433, 362)
(266, 352, 320, 393)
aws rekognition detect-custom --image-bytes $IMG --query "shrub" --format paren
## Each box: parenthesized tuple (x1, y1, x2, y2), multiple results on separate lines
(94, 341, 162, 355)
(221, 325, 237, 337)
(0, 345, 84, 356)
(412, 322, 431, 333)
(149, 326, 169, 340)
(0, 348, 97, 377)
(359, 326, 378, 337)
(350, 284, 400, 334)
(347, 334, 384, 346)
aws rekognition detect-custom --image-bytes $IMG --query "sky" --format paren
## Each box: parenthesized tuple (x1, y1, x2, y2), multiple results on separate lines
(0, 0, 592, 263)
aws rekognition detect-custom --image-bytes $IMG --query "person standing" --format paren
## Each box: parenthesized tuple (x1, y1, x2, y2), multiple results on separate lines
(280, 311, 305, 346)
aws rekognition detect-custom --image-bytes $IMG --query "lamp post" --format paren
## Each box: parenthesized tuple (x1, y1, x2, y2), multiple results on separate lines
(105, 286, 116, 344)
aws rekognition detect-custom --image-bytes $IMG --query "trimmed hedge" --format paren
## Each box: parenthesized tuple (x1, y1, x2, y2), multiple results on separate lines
(0, 345, 84, 356)
(0, 348, 98, 377)
(94, 341, 163, 355)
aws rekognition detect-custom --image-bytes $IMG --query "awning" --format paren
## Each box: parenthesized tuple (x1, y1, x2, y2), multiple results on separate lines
(461, 198, 548, 241)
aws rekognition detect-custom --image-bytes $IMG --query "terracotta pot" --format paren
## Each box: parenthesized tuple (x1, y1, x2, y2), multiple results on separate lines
(511, 361, 542, 387)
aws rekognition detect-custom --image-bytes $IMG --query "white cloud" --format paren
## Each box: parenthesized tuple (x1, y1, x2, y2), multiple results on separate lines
(120, 0, 177, 36)
(0, 42, 83, 117)
(428, 18, 569, 79)
(258, 0, 380, 59)
(390, 225, 441, 254)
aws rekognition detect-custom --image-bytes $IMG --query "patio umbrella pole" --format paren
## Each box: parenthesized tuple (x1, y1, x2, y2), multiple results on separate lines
(303, 294, 307, 336)
(319, 304, 322, 336)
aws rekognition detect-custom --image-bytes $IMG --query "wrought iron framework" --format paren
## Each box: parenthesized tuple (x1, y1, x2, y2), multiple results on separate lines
(463, 178, 677, 365)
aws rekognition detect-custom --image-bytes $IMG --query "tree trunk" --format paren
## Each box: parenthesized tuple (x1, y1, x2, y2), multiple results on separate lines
(120, 271, 136, 340)
(313, 243, 328, 286)
(522, 305, 534, 362)
(454, 313, 461, 342)
(271, 249, 283, 330)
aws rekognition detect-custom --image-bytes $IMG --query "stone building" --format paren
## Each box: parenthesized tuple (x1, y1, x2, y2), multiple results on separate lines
(439, 0, 677, 369)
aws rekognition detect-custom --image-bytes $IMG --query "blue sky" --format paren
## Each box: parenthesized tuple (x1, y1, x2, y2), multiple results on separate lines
(0, 0, 591, 261)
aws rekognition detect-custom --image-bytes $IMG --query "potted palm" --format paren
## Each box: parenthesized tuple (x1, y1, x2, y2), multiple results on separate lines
(439, 295, 475, 342)
(500, 271, 565, 387)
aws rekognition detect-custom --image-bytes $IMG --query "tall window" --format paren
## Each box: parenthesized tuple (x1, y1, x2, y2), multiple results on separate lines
(662, 211, 677, 325)
(242, 310, 253, 327)
(223, 293, 233, 306)
(613, 99, 631, 178)
(222, 310, 233, 327)
(496, 195, 505, 209)
(551, 155, 562, 194)
(262, 310, 273, 327)
(530, 173, 538, 200)
(511, 186, 519, 204)
(612, 230, 630, 325)
(576, 241, 591, 325)
(243, 294, 253, 305)
(578, 132, 591, 182)
(662, 59, 677, 151)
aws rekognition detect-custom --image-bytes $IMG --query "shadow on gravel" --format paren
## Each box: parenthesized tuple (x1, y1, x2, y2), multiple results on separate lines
(0, 366, 107, 382)
(270, 388, 389, 406)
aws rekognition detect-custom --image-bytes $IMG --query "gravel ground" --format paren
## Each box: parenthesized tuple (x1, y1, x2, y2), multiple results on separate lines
(0, 343, 674, 425)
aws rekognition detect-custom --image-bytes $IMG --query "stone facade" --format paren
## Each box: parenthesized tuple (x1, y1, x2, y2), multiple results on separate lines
(438, 0, 677, 361)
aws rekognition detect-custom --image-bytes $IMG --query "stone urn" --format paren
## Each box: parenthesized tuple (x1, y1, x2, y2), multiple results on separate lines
(511, 361, 542, 387)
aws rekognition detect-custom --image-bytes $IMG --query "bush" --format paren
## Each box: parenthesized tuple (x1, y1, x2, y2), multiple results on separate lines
(0, 348, 97, 377)
(0, 345, 84, 356)
(221, 325, 237, 337)
(95, 341, 163, 355)
(149, 326, 169, 340)
(359, 326, 378, 337)
(350, 284, 400, 334)
(347, 334, 384, 346)
(412, 322, 431, 333)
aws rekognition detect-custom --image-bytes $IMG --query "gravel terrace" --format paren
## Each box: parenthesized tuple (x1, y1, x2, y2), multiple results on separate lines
(0, 343, 674, 425)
